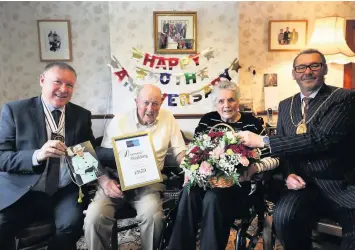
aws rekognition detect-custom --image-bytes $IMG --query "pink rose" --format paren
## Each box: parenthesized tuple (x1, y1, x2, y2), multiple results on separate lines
(211, 145, 225, 159)
(240, 156, 249, 167)
(199, 161, 213, 176)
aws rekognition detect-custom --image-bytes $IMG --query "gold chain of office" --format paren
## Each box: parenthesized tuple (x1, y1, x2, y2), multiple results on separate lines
(290, 88, 340, 134)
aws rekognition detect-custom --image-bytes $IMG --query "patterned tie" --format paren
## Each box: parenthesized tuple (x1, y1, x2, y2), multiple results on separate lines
(302, 97, 311, 122)
(46, 110, 62, 195)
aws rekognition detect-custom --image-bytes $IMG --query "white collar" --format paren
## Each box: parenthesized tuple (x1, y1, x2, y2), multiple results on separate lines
(300, 84, 323, 101)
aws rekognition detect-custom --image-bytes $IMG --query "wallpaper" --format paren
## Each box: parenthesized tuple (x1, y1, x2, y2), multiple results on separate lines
(238, 1, 355, 112)
(0, 1, 112, 115)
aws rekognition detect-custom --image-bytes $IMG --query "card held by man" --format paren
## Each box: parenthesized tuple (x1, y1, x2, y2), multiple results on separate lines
(66, 141, 105, 186)
(112, 131, 163, 191)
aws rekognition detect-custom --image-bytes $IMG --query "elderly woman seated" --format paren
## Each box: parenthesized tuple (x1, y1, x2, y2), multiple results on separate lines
(167, 80, 279, 250)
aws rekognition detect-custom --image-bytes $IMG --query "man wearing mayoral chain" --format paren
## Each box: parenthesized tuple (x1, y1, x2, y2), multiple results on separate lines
(237, 49, 355, 250)
(0, 62, 99, 250)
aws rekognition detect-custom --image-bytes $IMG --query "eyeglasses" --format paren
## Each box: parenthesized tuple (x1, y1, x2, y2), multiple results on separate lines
(294, 63, 323, 73)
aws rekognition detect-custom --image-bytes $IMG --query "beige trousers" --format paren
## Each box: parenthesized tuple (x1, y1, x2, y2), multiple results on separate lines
(84, 183, 165, 250)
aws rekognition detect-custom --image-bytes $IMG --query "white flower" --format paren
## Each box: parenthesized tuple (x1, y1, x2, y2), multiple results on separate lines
(226, 131, 234, 140)
(202, 134, 211, 141)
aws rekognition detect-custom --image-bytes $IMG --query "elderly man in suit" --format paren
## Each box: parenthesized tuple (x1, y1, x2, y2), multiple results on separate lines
(238, 48, 355, 250)
(0, 62, 97, 250)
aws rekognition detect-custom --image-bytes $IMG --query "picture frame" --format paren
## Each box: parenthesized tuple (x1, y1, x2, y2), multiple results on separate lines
(268, 20, 308, 51)
(153, 11, 197, 54)
(112, 131, 163, 191)
(264, 73, 278, 87)
(37, 20, 73, 61)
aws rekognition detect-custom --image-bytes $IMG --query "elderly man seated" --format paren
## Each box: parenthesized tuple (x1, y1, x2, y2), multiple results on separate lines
(84, 84, 186, 250)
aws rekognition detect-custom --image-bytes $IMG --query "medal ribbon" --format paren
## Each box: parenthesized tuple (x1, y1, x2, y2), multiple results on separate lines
(41, 97, 65, 135)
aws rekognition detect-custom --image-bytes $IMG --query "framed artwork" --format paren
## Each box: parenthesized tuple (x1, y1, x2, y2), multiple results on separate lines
(264, 73, 278, 87)
(37, 20, 73, 61)
(268, 20, 308, 51)
(153, 11, 197, 54)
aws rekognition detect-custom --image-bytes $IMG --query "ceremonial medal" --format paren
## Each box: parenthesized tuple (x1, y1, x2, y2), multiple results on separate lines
(51, 133, 65, 142)
(296, 123, 307, 134)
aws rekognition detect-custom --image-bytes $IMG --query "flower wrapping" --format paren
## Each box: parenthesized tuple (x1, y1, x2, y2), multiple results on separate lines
(181, 129, 261, 190)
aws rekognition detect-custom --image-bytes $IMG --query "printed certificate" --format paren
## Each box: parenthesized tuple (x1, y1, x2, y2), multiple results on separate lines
(112, 132, 163, 191)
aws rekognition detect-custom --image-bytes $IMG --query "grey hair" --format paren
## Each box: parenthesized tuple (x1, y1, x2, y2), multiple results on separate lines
(293, 48, 327, 67)
(44, 62, 77, 77)
(211, 80, 240, 107)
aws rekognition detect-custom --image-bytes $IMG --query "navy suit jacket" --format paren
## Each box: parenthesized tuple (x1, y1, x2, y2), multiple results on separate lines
(0, 96, 97, 210)
(269, 84, 355, 208)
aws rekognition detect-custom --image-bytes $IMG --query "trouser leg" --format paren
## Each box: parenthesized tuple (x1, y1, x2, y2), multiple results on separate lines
(132, 184, 164, 250)
(84, 187, 125, 250)
(199, 185, 247, 250)
(273, 189, 318, 250)
(48, 184, 84, 250)
(167, 186, 203, 250)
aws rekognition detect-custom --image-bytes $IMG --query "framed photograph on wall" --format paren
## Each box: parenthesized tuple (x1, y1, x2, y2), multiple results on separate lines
(154, 11, 197, 54)
(269, 20, 308, 51)
(37, 20, 72, 61)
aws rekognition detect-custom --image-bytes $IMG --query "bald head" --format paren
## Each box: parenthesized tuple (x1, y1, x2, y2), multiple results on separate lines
(136, 84, 162, 99)
(135, 84, 162, 125)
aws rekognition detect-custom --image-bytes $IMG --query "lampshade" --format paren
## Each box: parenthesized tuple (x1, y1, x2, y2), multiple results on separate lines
(307, 17, 355, 64)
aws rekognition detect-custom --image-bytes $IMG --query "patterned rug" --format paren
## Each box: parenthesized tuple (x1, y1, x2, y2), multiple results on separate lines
(76, 217, 283, 250)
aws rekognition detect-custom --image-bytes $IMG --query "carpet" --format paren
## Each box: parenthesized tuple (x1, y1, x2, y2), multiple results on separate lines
(76, 216, 284, 250)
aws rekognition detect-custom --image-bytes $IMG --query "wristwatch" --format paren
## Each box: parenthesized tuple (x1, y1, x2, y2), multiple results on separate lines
(263, 136, 270, 148)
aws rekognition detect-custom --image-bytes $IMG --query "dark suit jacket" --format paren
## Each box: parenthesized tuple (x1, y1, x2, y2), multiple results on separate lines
(269, 84, 355, 208)
(0, 96, 97, 211)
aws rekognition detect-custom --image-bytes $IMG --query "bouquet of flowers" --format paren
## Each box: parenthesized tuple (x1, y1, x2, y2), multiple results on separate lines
(181, 124, 261, 190)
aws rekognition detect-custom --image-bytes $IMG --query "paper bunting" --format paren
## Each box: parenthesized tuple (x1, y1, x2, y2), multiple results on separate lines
(230, 58, 242, 73)
(143, 54, 156, 68)
(161, 93, 168, 102)
(123, 77, 137, 92)
(180, 57, 191, 69)
(168, 94, 179, 106)
(203, 85, 212, 95)
(155, 57, 168, 70)
(168, 58, 180, 70)
(135, 66, 209, 86)
(179, 93, 190, 106)
(131, 47, 214, 70)
(114, 68, 129, 82)
(160, 73, 171, 85)
(136, 67, 149, 79)
(211, 77, 221, 86)
(197, 67, 209, 81)
(131, 48, 144, 61)
(110, 53, 242, 107)
(189, 53, 200, 66)
(107, 56, 121, 70)
(204, 50, 214, 61)
(219, 68, 232, 81)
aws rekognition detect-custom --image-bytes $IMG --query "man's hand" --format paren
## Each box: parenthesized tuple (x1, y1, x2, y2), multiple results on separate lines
(36, 140, 67, 162)
(236, 131, 264, 148)
(239, 163, 259, 182)
(286, 174, 306, 190)
(98, 175, 124, 198)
